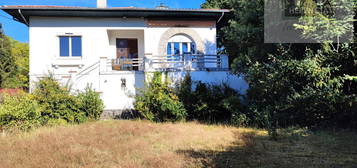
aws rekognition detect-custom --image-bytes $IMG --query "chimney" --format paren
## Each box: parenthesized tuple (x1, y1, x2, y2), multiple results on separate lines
(97, 0, 107, 8)
(156, 3, 169, 9)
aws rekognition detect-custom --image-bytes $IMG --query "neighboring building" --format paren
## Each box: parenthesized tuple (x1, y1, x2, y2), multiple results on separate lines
(1, 2, 248, 115)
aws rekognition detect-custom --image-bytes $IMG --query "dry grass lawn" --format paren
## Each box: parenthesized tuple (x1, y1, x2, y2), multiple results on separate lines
(0, 120, 356, 168)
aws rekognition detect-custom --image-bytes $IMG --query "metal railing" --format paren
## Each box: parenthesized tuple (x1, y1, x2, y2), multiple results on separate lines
(149, 54, 228, 71)
(109, 58, 144, 71)
(105, 54, 228, 72)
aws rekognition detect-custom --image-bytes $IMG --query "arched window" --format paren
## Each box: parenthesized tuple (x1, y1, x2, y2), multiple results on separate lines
(166, 34, 196, 56)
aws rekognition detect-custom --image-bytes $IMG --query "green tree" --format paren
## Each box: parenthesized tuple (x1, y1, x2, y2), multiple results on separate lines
(202, 0, 356, 129)
(0, 27, 16, 88)
(0, 25, 29, 89)
(294, 0, 355, 44)
(10, 40, 29, 89)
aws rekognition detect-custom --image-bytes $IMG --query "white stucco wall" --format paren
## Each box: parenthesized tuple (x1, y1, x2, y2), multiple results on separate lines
(168, 71, 248, 94)
(28, 16, 246, 111)
(100, 71, 145, 110)
(29, 17, 147, 91)
(144, 27, 217, 56)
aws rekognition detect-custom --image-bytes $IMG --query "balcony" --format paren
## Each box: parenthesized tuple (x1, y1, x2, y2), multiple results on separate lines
(100, 54, 229, 72)
(111, 57, 145, 71)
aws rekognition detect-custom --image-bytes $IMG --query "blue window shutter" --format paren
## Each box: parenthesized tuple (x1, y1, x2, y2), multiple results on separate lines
(71, 36, 82, 57)
(59, 36, 69, 57)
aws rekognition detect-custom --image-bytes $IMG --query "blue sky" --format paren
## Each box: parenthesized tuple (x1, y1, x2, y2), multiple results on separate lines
(0, 0, 205, 42)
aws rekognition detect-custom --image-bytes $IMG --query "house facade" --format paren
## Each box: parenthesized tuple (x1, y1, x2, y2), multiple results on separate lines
(2, 4, 248, 115)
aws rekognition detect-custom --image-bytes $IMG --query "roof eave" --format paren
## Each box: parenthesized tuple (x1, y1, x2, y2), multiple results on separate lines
(1, 7, 231, 26)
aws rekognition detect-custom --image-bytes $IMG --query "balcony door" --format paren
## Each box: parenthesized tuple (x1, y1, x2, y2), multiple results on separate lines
(115, 38, 138, 70)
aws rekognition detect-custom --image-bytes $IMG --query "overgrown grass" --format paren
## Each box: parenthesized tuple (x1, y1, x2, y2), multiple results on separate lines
(0, 120, 356, 168)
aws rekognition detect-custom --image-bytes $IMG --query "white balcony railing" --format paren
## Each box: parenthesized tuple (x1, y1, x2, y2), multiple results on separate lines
(110, 58, 145, 71)
(101, 54, 229, 72)
(149, 54, 228, 71)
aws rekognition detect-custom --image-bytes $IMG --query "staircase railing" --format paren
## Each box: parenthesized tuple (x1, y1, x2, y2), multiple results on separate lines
(75, 61, 100, 80)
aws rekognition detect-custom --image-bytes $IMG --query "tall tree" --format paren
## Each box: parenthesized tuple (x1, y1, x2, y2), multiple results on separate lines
(0, 23, 29, 89)
(202, 0, 356, 129)
(10, 39, 29, 89)
(0, 23, 16, 88)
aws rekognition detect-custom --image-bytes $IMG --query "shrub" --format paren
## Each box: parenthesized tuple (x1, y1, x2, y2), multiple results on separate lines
(32, 76, 86, 124)
(177, 73, 244, 124)
(46, 118, 68, 127)
(78, 85, 104, 120)
(135, 72, 187, 122)
(0, 93, 41, 131)
(0, 76, 106, 131)
(231, 113, 249, 127)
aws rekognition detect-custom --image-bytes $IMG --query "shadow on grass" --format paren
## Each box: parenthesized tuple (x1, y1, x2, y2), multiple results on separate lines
(177, 129, 357, 168)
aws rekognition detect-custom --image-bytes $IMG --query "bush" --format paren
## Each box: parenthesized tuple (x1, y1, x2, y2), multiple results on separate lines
(0, 93, 41, 131)
(32, 76, 86, 124)
(177, 73, 245, 124)
(231, 113, 249, 127)
(135, 72, 187, 122)
(0, 76, 106, 131)
(46, 118, 68, 127)
(78, 85, 104, 120)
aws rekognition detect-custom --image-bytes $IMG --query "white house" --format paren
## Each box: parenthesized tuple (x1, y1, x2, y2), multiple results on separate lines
(2, 1, 248, 117)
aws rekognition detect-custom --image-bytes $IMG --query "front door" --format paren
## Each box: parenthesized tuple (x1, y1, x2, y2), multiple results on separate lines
(115, 38, 138, 71)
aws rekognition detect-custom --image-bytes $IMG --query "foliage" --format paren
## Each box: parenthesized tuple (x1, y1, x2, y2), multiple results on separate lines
(202, 0, 357, 130)
(0, 30, 29, 89)
(294, 0, 356, 43)
(176, 73, 245, 124)
(135, 72, 187, 122)
(0, 32, 16, 88)
(46, 118, 68, 127)
(203, 0, 279, 73)
(78, 85, 104, 120)
(32, 76, 86, 124)
(10, 40, 29, 89)
(0, 93, 41, 131)
(0, 76, 105, 131)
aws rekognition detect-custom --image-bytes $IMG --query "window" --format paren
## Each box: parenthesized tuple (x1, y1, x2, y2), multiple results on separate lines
(59, 36, 82, 57)
(166, 35, 196, 56)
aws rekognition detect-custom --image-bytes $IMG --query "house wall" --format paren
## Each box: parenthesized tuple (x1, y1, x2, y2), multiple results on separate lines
(107, 30, 145, 61)
(28, 16, 246, 111)
(102, 71, 248, 111)
(29, 17, 146, 91)
(144, 27, 217, 56)
(99, 71, 145, 110)
(168, 71, 248, 94)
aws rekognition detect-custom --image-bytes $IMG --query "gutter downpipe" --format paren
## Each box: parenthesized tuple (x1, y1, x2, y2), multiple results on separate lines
(217, 11, 224, 24)
(18, 9, 29, 26)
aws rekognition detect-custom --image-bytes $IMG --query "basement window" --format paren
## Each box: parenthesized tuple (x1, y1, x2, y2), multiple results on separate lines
(59, 36, 82, 57)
